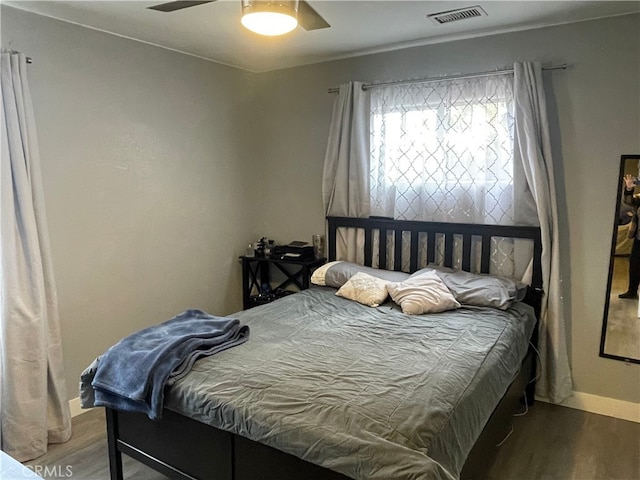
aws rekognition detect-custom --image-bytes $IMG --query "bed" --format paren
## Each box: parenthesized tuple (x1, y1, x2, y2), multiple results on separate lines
(103, 216, 543, 480)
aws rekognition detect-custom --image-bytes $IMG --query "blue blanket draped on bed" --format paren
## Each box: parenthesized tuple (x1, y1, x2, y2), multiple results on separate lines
(90, 309, 249, 420)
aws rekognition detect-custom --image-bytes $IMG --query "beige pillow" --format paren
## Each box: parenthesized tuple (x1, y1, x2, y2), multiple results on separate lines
(335, 271, 389, 307)
(387, 270, 460, 315)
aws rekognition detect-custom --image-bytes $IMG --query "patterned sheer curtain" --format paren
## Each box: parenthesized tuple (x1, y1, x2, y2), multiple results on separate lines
(368, 74, 533, 277)
(370, 74, 515, 224)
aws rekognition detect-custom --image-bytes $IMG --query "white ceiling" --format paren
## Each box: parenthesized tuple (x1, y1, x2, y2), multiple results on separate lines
(5, 0, 640, 72)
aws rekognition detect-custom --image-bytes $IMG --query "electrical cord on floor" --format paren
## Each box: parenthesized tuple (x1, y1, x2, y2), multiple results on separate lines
(494, 341, 542, 447)
(495, 421, 514, 447)
(513, 390, 529, 417)
(529, 340, 542, 384)
(496, 395, 526, 446)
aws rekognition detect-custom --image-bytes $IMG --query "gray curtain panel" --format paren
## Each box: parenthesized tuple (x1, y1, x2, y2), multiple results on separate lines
(322, 82, 370, 263)
(322, 81, 370, 217)
(0, 52, 72, 461)
(513, 61, 573, 403)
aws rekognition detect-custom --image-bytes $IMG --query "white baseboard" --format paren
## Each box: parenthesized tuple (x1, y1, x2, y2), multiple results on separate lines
(539, 391, 640, 423)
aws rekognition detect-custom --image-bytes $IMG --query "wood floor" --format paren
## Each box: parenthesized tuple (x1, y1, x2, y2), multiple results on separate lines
(23, 403, 639, 480)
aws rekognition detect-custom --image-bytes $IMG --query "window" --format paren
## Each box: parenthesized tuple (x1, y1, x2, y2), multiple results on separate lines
(369, 74, 515, 225)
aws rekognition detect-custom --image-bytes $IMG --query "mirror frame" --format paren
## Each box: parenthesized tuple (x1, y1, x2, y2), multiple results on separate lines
(599, 154, 640, 364)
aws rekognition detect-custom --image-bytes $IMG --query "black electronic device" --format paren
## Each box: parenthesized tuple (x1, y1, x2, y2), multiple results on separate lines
(273, 241, 315, 260)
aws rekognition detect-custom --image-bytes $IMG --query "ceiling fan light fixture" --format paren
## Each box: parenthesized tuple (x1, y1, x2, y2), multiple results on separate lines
(241, 0, 298, 36)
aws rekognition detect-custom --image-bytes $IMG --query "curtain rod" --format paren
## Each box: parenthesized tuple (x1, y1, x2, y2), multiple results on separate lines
(327, 64, 567, 94)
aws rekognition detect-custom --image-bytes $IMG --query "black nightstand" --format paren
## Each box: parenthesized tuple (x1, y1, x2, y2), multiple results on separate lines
(239, 255, 326, 310)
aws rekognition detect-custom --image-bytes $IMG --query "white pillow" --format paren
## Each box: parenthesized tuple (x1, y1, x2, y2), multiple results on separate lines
(387, 270, 460, 315)
(335, 272, 389, 307)
(310, 261, 343, 286)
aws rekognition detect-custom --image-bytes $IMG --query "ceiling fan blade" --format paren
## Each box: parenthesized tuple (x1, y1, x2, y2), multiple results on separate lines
(148, 1, 215, 13)
(297, 0, 330, 31)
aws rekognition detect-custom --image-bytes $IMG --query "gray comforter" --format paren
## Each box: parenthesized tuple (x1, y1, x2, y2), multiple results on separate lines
(165, 287, 536, 480)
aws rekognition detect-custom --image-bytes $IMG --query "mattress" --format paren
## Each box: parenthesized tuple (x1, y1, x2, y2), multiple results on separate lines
(165, 287, 536, 480)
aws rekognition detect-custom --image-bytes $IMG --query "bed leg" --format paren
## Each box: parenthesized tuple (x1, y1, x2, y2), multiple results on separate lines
(525, 344, 537, 406)
(525, 381, 536, 406)
(105, 408, 124, 480)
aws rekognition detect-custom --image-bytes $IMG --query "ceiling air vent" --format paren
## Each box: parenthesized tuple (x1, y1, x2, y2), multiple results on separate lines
(427, 5, 487, 25)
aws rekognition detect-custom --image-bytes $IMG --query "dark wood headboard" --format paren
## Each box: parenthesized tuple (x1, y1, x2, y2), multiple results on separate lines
(327, 216, 543, 291)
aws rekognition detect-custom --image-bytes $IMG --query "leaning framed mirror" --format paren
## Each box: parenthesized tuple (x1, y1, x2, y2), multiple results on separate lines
(600, 154, 640, 364)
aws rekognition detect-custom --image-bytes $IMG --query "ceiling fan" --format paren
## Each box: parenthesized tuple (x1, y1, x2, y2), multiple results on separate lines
(147, 0, 330, 34)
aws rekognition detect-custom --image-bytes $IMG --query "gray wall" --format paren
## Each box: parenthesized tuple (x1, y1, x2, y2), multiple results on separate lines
(1, 6, 258, 400)
(2, 6, 639, 405)
(247, 14, 640, 403)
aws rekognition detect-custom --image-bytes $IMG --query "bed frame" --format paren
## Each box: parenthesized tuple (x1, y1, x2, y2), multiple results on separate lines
(105, 216, 543, 480)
